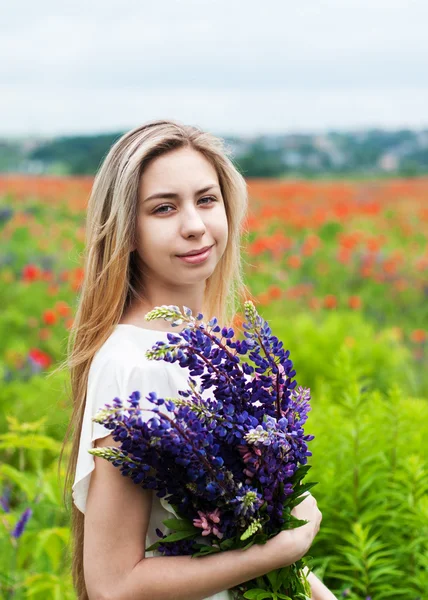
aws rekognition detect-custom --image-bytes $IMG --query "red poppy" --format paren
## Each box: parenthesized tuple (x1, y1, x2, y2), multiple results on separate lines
(348, 295, 362, 310)
(28, 348, 52, 369)
(323, 295, 337, 309)
(22, 264, 41, 282)
(42, 309, 57, 325)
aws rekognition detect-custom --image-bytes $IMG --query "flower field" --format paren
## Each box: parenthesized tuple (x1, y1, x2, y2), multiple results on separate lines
(0, 176, 427, 599)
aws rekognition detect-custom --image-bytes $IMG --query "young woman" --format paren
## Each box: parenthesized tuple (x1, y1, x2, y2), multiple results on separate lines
(58, 120, 336, 600)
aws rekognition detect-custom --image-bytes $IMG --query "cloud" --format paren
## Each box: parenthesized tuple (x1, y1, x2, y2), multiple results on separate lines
(2, 0, 428, 135)
(2, 84, 428, 138)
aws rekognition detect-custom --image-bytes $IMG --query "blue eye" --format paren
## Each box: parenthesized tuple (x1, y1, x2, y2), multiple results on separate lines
(153, 196, 216, 214)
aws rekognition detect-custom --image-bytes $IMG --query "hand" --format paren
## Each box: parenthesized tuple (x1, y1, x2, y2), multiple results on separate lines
(263, 492, 323, 570)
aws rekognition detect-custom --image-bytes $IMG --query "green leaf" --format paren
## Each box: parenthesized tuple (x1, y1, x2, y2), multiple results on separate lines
(161, 517, 198, 532)
(146, 531, 195, 552)
(145, 540, 161, 551)
(6, 414, 48, 434)
(0, 569, 15, 586)
(219, 537, 236, 551)
(22, 573, 57, 596)
(0, 464, 39, 499)
(152, 529, 197, 545)
(0, 432, 60, 452)
(256, 576, 266, 588)
(191, 544, 221, 557)
(277, 566, 292, 587)
(281, 515, 309, 530)
(265, 569, 280, 592)
(33, 527, 70, 571)
(243, 589, 273, 599)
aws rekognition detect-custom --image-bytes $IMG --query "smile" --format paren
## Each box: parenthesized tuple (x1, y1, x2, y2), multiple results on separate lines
(177, 246, 213, 264)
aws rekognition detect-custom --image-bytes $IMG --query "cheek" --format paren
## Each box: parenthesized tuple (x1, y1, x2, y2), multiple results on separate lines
(214, 212, 229, 251)
(136, 222, 158, 258)
(138, 222, 175, 259)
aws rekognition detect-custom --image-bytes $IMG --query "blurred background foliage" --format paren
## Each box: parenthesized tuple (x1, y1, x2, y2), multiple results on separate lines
(0, 174, 427, 599)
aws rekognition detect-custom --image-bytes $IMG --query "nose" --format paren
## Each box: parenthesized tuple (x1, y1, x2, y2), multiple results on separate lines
(180, 205, 206, 238)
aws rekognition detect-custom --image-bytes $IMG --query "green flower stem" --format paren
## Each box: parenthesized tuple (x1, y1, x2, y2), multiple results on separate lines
(253, 328, 284, 420)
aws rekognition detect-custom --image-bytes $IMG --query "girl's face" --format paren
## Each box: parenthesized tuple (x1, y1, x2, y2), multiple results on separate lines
(133, 146, 229, 292)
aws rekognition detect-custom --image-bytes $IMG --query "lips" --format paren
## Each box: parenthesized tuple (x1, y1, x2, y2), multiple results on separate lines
(177, 245, 213, 264)
(178, 245, 213, 257)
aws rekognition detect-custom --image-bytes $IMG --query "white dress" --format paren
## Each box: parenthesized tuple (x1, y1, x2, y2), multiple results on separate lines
(72, 324, 232, 600)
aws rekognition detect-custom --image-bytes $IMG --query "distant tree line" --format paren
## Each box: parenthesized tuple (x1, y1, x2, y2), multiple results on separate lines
(1, 128, 427, 178)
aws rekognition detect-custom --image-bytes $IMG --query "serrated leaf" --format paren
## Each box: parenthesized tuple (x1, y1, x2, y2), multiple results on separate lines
(6, 415, 48, 434)
(0, 433, 60, 452)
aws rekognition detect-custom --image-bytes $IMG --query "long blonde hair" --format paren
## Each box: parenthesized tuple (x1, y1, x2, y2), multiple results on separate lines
(51, 119, 252, 599)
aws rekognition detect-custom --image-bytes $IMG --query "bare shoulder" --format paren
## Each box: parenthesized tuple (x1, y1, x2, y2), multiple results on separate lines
(84, 433, 153, 600)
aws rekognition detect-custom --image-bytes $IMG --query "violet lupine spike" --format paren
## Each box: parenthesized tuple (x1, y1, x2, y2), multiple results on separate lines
(11, 507, 32, 539)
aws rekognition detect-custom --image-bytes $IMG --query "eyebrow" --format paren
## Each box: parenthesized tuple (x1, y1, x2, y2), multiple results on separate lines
(143, 184, 220, 203)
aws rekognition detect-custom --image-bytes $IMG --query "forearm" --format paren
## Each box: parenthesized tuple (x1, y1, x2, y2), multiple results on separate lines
(306, 570, 338, 600)
(115, 543, 275, 600)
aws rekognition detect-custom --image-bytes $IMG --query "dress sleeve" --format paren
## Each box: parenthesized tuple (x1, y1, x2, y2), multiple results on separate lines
(72, 354, 172, 514)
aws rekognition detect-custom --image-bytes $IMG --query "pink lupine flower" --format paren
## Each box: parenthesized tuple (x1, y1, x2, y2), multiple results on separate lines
(207, 508, 221, 523)
(237, 444, 263, 482)
(193, 511, 210, 535)
(193, 508, 223, 539)
(212, 525, 223, 538)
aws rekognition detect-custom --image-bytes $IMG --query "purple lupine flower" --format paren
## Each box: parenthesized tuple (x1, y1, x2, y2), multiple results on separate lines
(89, 301, 315, 595)
(0, 486, 11, 513)
(341, 589, 351, 598)
(229, 484, 264, 518)
(11, 508, 32, 539)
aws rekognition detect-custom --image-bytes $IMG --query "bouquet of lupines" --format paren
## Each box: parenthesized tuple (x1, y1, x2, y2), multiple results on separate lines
(89, 301, 316, 599)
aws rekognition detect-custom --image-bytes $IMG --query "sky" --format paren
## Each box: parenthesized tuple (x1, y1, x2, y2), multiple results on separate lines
(2, 0, 428, 138)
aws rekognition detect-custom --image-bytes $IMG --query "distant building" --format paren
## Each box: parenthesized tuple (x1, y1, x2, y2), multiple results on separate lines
(378, 153, 398, 171)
